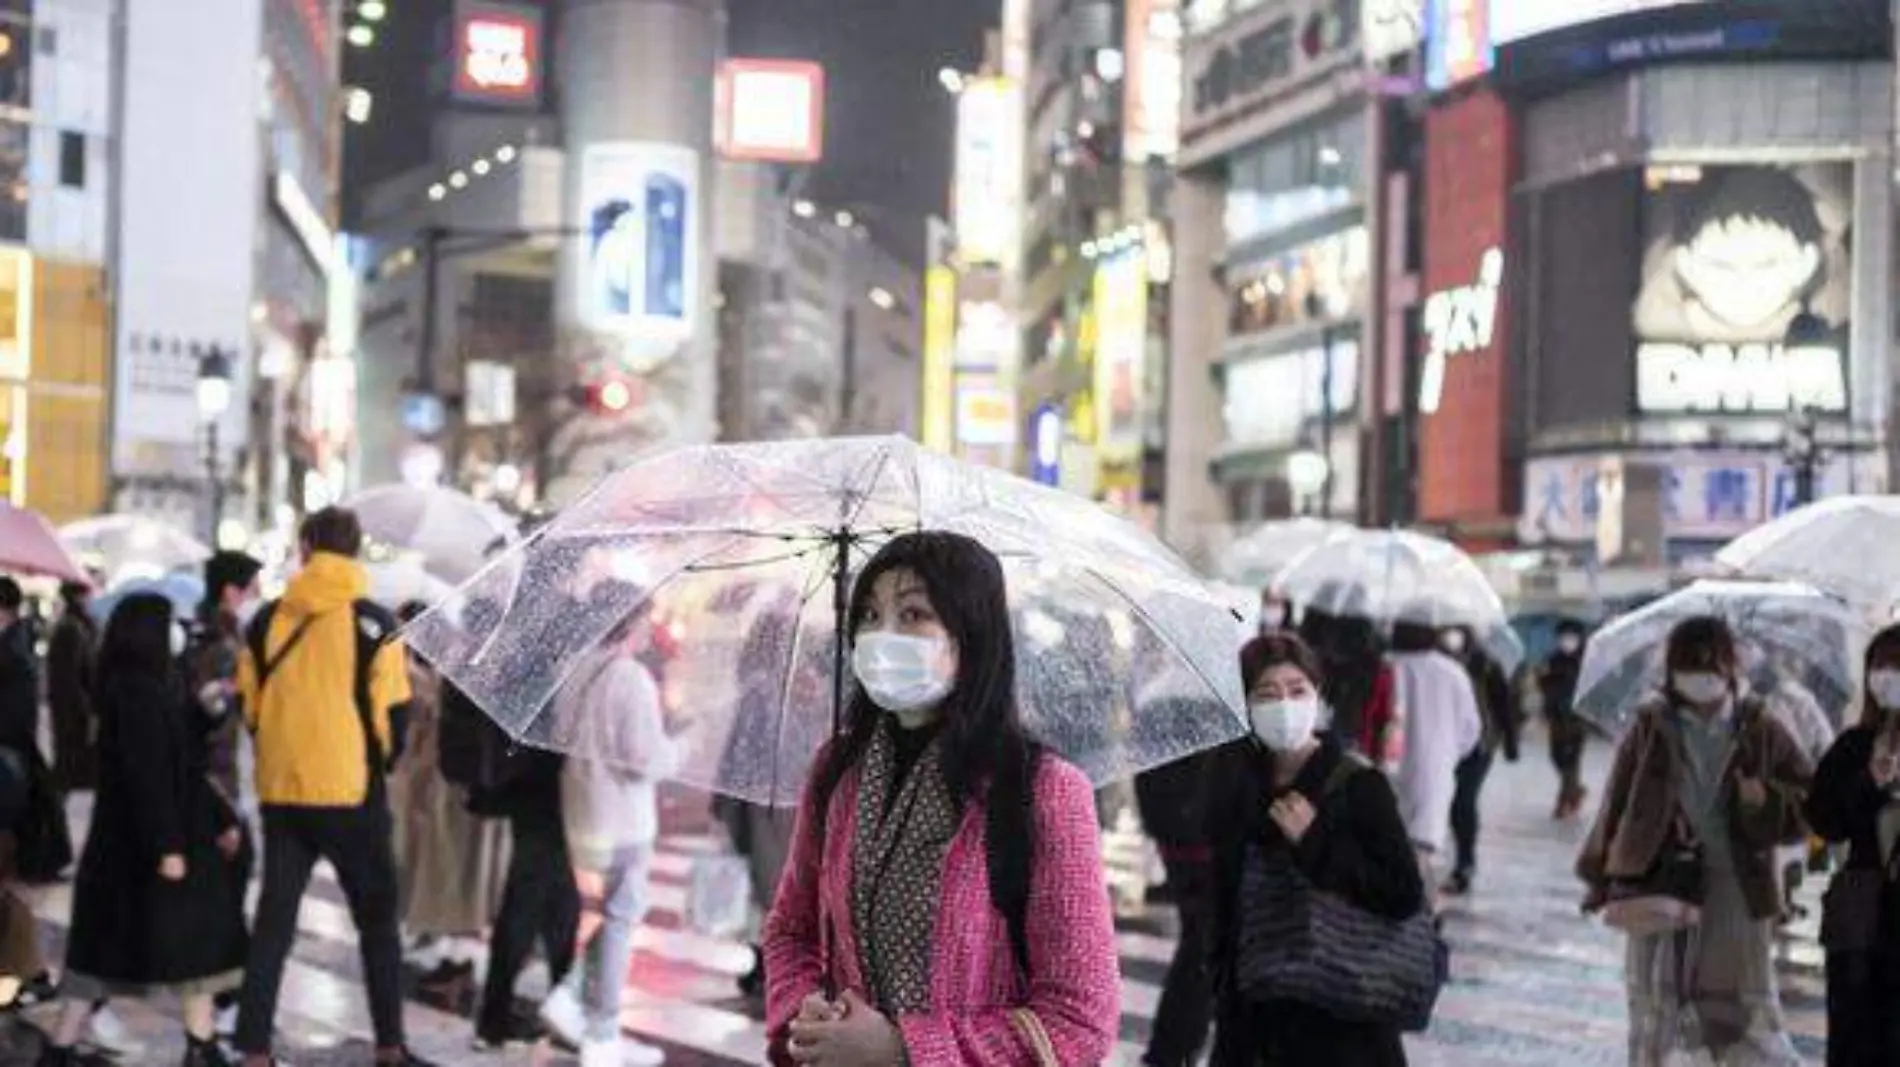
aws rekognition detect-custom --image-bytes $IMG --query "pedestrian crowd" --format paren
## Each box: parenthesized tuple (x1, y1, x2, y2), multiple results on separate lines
(2, 506, 1899, 1067)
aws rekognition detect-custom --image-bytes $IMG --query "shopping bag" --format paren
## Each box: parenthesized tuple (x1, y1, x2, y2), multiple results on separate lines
(686, 853, 752, 938)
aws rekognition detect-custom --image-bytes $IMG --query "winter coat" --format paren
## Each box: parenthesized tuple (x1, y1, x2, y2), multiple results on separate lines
(559, 648, 682, 866)
(1577, 693, 1812, 921)
(1204, 737, 1424, 1066)
(46, 610, 98, 791)
(1807, 725, 1900, 939)
(1387, 650, 1483, 852)
(763, 750, 1120, 1065)
(63, 670, 248, 988)
(0, 621, 37, 755)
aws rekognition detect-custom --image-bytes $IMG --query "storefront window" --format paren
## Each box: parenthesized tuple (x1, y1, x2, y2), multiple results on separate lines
(1224, 111, 1365, 247)
(1221, 339, 1359, 450)
(1227, 225, 1368, 336)
(0, 118, 27, 244)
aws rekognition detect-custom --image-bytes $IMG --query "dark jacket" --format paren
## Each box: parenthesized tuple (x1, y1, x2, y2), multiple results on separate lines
(1808, 726, 1900, 938)
(185, 607, 245, 805)
(46, 610, 99, 791)
(1577, 694, 1813, 921)
(63, 670, 248, 987)
(0, 621, 37, 755)
(0, 621, 70, 883)
(1205, 737, 1423, 1067)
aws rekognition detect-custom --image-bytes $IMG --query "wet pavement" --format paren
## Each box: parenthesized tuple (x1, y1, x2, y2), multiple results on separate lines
(2, 729, 1828, 1065)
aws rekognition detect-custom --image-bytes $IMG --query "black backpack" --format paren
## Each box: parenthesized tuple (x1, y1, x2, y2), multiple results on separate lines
(436, 680, 527, 794)
(245, 599, 406, 774)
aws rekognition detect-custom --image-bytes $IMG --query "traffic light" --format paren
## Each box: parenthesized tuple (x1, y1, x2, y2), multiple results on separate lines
(570, 375, 640, 417)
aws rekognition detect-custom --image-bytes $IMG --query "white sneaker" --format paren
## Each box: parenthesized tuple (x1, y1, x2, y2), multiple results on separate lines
(581, 1037, 664, 1067)
(87, 1005, 147, 1058)
(537, 983, 586, 1050)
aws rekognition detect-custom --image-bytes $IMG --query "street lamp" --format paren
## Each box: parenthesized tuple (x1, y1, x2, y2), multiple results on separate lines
(197, 347, 233, 544)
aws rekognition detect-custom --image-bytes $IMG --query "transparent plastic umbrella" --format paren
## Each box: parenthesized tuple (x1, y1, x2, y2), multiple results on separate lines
(1573, 580, 1867, 738)
(1217, 517, 1353, 588)
(345, 485, 519, 586)
(1715, 495, 1900, 615)
(364, 554, 456, 611)
(403, 436, 1249, 806)
(1273, 527, 1507, 631)
(58, 515, 210, 586)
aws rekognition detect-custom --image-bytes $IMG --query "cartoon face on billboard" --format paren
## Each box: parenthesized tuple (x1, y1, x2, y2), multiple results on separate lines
(1668, 168, 1825, 336)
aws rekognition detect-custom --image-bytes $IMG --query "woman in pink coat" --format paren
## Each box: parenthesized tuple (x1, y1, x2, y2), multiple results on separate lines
(763, 531, 1121, 1066)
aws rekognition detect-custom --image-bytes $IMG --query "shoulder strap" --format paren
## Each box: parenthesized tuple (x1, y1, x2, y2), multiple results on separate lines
(1323, 750, 1371, 798)
(246, 601, 317, 693)
(351, 600, 397, 773)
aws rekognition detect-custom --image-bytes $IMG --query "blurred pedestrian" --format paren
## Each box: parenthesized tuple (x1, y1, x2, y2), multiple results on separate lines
(0, 578, 71, 888)
(1805, 623, 1900, 1066)
(45, 582, 98, 794)
(1539, 619, 1590, 819)
(1303, 608, 1393, 761)
(387, 601, 508, 1013)
(1441, 624, 1520, 897)
(37, 592, 248, 1067)
(762, 531, 1120, 1065)
(1258, 591, 1291, 635)
(231, 508, 430, 1067)
(1577, 615, 1810, 1067)
(1207, 633, 1426, 1065)
(537, 588, 683, 1067)
(1386, 618, 1483, 907)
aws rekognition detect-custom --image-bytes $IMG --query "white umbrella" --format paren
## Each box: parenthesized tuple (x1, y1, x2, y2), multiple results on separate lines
(365, 555, 457, 611)
(345, 485, 518, 585)
(1217, 517, 1353, 587)
(1715, 495, 1900, 615)
(58, 514, 210, 586)
(1274, 527, 1507, 630)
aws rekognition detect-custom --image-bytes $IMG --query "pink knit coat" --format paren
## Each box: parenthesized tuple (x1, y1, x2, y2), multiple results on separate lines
(763, 752, 1121, 1065)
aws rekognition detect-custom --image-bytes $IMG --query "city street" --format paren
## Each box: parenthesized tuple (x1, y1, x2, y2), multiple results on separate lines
(2, 733, 1829, 1066)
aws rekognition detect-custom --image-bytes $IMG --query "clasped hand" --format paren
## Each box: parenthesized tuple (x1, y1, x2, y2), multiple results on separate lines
(786, 989, 903, 1066)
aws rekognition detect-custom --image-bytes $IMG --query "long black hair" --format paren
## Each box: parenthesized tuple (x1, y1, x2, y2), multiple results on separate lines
(96, 592, 178, 693)
(806, 531, 1041, 935)
(1861, 624, 1900, 730)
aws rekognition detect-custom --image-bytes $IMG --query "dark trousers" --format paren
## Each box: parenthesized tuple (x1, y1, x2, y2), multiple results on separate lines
(478, 805, 580, 1031)
(236, 802, 405, 1055)
(1449, 746, 1495, 879)
(1826, 949, 1900, 1066)
(1144, 852, 1213, 1066)
(1550, 715, 1586, 798)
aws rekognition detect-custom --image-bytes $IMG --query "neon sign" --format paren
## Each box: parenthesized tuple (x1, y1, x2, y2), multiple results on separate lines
(1418, 247, 1501, 414)
(452, 2, 543, 106)
(1636, 342, 1846, 415)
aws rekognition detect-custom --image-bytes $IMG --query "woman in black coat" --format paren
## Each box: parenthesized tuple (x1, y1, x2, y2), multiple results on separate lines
(39, 593, 247, 1067)
(1207, 633, 1426, 1067)
(1806, 623, 1900, 1067)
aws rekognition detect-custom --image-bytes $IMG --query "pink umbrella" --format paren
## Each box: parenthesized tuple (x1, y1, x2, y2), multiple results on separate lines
(0, 501, 91, 585)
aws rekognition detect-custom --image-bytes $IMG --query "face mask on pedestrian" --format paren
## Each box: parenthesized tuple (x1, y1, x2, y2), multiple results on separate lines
(1671, 671, 1729, 706)
(169, 620, 188, 657)
(1440, 630, 1468, 655)
(1557, 634, 1582, 655)
(1249, 696, 1321, 752)
(852, 631, 954, 725)
(1869, 668, 1900, 710)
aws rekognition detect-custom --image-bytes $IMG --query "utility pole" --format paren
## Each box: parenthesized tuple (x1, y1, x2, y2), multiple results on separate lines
(1306, 292, 1336, 520)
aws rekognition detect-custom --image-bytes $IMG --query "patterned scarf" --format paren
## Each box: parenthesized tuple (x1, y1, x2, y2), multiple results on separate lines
(850, 719, 961, 1016)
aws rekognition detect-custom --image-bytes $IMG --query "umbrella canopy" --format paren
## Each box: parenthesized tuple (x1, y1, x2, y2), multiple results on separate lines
(1715, 495, 1900, 615)
(344, 485, 518, 586)
(58, 515, 210, 587)
(365, 555, 456, 611)
(1273, 527, 1506, 631)
(91, 572, 205, 623)
(1, 502, 91, 585)
(1217, 517, 1353, 587)
(1573, 579, 1866, 738)
(404, 436, 1248, 806)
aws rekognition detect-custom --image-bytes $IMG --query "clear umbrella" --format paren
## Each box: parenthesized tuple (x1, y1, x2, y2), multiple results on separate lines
(1273, 527, 1507, 630)
(364, 553, 457, 611)
(403, 436, 1248, 806)
(57, 514, 206, 586)
(1715, 495, 1900, 615)
(345, 485, 519, 586)
(1217, 517, 1353, 588)
(1573, 579, 1867, 737)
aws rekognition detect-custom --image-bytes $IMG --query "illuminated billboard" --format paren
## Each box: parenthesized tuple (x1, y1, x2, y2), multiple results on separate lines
(1490, 0, 1706, 46)
(575, 143, 700, 349)
(451, 0, 544, 108)
(952, 78, 1024, 268)
(920, 267, 957, 452)
(1091, 252, 1147, 464)
(716, 59, 826, 164)
(1633, 163, 1852, 416)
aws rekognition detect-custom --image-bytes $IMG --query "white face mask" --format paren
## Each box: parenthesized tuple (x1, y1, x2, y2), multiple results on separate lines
(1672, 671, 1729, 705)
(852, 631, 953, 723)
(1440, 630, 1468, 655)
(1250, 697, 1321, 752)
(1557, 634, 1582, 655)
(169, 620, 188, 657)
(1869, 668, 1900, 710)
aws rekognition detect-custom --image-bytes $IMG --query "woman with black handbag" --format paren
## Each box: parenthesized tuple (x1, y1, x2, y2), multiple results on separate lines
(1577, 616, 1811, 1067)
(1806, 623, 1900, 1066)
(1205, 633, 1430, 1066)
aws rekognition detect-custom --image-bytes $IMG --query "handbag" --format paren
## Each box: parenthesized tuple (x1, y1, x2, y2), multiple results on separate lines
(1600, 811, 1706, 936)
(685, 852, 752, 938)
(1009, 1009, 1059, 1067)
(1234, 758, 1446, 1032)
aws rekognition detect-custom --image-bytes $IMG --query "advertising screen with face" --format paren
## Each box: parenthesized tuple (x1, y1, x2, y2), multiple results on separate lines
(1632, 163, 1851, 416)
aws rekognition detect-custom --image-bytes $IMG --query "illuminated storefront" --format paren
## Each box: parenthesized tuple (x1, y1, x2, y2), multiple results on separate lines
(0, 249, 110, 521)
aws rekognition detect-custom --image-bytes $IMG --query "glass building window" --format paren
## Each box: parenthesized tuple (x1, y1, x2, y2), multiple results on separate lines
(0, 118, 26, 243)
(1227, 226, 1369, 337)
(58, 131, 83, 189)
(1224, 111, 1366, 247)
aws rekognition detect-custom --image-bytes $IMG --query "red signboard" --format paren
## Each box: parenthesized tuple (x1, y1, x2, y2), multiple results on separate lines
(715, 59, 827, 164)
(1417, 87, 1514, 534)
(451, 0, 544, 108)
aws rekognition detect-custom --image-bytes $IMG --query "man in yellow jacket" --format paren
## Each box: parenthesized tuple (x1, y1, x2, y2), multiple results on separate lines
(231, 508, 433, 1067)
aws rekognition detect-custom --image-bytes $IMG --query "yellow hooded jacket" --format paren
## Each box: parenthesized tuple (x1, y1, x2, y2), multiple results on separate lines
(238, 552, 412, 808)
